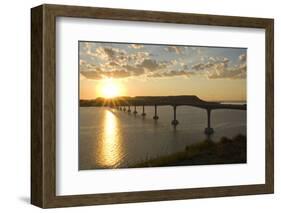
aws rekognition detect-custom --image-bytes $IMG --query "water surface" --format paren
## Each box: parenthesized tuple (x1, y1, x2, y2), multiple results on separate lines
(79, 105, 246, 170)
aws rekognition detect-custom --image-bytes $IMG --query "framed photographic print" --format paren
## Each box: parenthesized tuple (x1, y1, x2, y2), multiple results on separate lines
(31, 4, 274, 208)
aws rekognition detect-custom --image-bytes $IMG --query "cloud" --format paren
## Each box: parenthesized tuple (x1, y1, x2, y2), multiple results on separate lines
(147, 70, 194, 78)
(89, 47, 152, 68)
(192, 57, 229, 70)
(94, 46, 126, 61)
(128, 51, 151, 64)
(239, 53, 246, 62)
(192, 63, 208, 71)
(80, 73, 87, 80)
(80, 71, 103, 80)
(80, 59, 190, 80)
(80, 42, 98, 58)
(80, 46, 168, 80)
(165, 46, 185, 55)
(80, 42, 247, 80)
(122, 65, 145, 76)
(137, 59, 166, 71)
(182, 64, 189, 69)
(81, 69, 131, 80)
(129, 44, 144, 49)
(105, 70, 131, 78)
(80, 59, 86, 66)
(191, 56, 246, 79)
(207, 64, 246, 79)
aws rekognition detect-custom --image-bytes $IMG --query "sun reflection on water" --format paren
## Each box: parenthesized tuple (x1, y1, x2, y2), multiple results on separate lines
(98, 110, 123, 168)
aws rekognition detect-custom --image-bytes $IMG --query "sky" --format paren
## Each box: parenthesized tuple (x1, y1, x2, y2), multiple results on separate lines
(79, 41, 247, 101)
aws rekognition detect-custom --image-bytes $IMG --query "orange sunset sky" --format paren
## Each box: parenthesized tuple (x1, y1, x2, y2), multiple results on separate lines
(79, 41, 246, 102)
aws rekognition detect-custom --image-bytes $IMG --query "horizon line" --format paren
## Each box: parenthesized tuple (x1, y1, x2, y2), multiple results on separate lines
(79, 95, 246, 102)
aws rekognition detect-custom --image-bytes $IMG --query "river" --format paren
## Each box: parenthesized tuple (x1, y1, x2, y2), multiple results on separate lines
(79, 105, 246, 170)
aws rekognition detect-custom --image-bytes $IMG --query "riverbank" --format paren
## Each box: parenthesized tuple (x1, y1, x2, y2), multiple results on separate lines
(129, 134, 246, 168)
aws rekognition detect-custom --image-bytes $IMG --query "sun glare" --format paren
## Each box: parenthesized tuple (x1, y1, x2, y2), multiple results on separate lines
(99, 78, 122, 98)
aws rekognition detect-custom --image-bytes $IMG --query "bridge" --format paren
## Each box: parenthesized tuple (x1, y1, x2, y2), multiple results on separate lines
(82, 96, 246, 135)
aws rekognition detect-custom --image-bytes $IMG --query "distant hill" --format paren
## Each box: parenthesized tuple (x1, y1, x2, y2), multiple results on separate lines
(80, 95, 218, 107)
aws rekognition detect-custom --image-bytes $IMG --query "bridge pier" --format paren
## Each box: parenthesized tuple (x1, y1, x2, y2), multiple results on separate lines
(133, 105, 137, 114)
(141, 105, 146, 116)
(153, 105, 159, 120)
(127, 105, 131, 113)
(123, 106, 126, 112)
(204, 108, 214, 135)
(171, 105, 179, 126)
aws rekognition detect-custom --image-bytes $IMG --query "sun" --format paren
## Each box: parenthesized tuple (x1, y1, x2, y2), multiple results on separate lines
(99, 78, 121, 98)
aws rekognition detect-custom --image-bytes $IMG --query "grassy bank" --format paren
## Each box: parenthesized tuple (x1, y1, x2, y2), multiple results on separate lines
(129, 134, 246, 168)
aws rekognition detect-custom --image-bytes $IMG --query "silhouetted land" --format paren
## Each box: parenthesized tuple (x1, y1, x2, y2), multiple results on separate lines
(80, 95, 214, 106)
(80, 96, 246, 110)
(129, 134, 246, 168)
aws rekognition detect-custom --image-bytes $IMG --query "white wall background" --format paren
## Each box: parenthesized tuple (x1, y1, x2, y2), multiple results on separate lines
(0, 0, 279, 211)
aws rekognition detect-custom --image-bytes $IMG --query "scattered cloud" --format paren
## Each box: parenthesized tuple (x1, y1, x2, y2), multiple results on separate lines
(147, 70, 194, 78)
(137, 59, 166, 71)
(239, 53, 246, 62)
(81, 68, 131, 80)
(123, 65, 145, 76)
(165, 46, 185, 55)
(94, 46, 126, 62)
(207, 63, 246, 79)
(129, 44, 144, 49)
(80, 42, 246, 80)
(191, 57, 246, 79)
(80, 71, 103, 80)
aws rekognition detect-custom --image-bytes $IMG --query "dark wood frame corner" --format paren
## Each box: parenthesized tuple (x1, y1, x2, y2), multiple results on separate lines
(31, 4, 274, 208)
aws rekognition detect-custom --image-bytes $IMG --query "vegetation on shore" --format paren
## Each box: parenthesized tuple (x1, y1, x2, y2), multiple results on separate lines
(129, 134, 246, 168)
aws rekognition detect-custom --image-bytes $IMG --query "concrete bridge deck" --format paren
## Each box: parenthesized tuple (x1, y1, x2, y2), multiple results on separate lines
(100, 95, 246, 110)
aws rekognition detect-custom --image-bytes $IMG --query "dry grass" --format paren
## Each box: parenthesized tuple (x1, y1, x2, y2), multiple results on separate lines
(129, 134, 246, 168)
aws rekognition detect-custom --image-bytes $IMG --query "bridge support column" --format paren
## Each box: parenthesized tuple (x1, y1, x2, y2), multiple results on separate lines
(141, 105, 146, 116)
(133, 105, 137, 114)
(123, 106, 126, 112)
(128, 105, 131, 113)
(204, 108, 214, 135)
(171, 105, 179, 126)
(153, 105, 159, 120)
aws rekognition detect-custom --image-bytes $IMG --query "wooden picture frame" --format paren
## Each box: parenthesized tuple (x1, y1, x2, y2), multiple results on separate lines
(31, 4, 274, 208)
